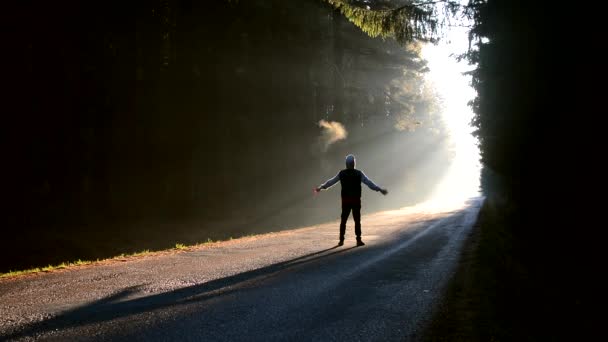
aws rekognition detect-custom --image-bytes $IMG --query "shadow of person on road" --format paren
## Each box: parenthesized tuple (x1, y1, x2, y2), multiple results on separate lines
(1, 245, 357, 340)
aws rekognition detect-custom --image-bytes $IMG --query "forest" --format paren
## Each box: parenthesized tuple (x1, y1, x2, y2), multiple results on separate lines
(3, 0, 449, 271)
(2, 0, 601, 339)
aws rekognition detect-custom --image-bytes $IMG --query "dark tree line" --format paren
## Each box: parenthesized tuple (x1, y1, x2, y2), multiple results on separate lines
(467, 0, 602, 338)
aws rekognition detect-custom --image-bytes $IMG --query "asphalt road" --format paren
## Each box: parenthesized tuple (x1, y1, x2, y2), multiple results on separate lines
(0, 197, 483, 342)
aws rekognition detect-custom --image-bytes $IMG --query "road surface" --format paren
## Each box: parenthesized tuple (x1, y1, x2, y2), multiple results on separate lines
(0, 197, 482, 341)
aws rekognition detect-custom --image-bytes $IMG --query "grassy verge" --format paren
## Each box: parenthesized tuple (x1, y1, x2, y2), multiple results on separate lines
(421, 195, 594, 341)
(0, 239, 218, 279)
(0, 249, 157, 279)
(421, 196, 534, 341)
(1, 231, 277, 280)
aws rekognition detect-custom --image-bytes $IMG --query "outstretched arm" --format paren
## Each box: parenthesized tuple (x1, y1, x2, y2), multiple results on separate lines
(361, 172, 388, 195)
(315, 173, 340, 193)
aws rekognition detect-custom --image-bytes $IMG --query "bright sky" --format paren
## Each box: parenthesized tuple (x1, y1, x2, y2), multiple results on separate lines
(420, 25, 481, 211)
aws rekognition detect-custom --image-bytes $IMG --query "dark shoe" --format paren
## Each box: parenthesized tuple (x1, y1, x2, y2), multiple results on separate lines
(338, 239, 344, 246)
(356, 239, 365, 246)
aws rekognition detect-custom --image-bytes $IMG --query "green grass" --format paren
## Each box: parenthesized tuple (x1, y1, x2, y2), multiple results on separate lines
(0, 233, 261, 279)
(0, 248, 163, 279)
(174, 243, 187, 250)
(1, 259, 97, 279)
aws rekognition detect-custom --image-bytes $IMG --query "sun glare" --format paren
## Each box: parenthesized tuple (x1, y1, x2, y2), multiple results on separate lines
(420, 26, 481, 211)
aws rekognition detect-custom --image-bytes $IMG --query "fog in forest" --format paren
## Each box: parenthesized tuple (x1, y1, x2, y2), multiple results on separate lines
(2, 0, 479, 272)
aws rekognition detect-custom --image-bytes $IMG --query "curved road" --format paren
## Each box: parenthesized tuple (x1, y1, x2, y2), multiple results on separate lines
(0, 197, 482, 342)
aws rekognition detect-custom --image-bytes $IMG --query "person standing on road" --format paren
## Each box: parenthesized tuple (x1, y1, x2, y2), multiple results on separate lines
(314, 154, 388, 246)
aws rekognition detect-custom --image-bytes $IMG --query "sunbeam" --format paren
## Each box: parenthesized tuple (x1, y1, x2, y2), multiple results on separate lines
(420, 25, 481, 212)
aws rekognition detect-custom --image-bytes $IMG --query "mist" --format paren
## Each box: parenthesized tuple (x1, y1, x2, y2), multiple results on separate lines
(2, 0, 466, 273)
(318, 120, 348, 152)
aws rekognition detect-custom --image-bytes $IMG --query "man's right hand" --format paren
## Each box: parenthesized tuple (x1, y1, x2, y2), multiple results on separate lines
(380, 189, 388, 195)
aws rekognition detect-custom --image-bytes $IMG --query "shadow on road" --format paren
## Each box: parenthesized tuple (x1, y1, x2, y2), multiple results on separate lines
(1, 245, 357, 340)
(3, 199, 483, 340)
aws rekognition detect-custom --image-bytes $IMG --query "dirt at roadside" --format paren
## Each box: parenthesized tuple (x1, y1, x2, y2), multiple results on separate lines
(421, 196, 594, 341)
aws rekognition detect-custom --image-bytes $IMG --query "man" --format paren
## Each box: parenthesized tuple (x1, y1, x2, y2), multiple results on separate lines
(315, 154, 388, 246)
